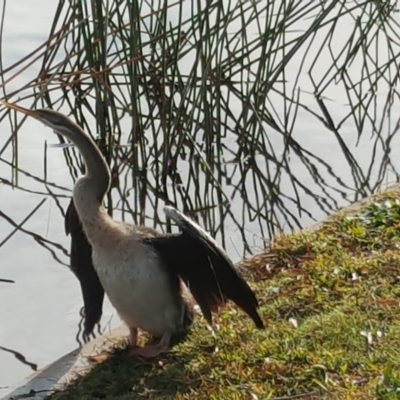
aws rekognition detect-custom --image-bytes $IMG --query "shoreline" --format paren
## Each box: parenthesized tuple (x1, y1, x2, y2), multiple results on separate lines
(2, 182, 399, 400)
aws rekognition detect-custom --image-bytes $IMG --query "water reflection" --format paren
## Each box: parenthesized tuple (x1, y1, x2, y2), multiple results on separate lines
(1, 0, 400, 390)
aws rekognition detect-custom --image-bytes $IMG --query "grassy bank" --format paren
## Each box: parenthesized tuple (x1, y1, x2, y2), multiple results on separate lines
(49, 191, 400, 400)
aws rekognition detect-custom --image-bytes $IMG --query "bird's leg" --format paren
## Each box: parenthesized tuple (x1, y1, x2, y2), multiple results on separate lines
(129, 331, 171, 358)
(129, 327, 139, 347)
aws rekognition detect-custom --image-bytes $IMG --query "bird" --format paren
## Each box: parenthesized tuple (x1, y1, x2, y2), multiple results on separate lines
(1, 100, 264, 358)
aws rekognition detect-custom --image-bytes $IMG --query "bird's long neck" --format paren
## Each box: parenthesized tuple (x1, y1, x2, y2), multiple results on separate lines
(66, 127, 113, 246)
(72, 131, 110, 204)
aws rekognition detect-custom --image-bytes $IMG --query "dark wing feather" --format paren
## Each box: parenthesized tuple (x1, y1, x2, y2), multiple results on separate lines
(65, 200, 105, 336)
(144, 206, 264, 329)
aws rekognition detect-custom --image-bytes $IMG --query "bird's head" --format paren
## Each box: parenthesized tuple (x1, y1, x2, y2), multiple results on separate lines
(0, 100, 83, 140)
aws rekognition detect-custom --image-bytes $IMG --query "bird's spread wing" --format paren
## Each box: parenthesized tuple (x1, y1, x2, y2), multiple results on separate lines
(143, 206, 264, 329)
(65, 200, 105, 336)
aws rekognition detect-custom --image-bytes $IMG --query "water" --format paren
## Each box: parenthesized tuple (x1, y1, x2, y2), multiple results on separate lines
(1, 0, 400, 390)
(0, 0, 122, 389)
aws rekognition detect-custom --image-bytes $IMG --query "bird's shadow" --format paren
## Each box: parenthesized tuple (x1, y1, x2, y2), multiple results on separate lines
(1, 324, 217, 400)
(52, 330, 216, 399)
(79, 348, 199, 399)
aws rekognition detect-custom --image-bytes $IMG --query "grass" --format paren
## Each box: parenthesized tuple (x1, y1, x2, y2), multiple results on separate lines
(1, 0, 400, 389)
(49, 190, 400, 400)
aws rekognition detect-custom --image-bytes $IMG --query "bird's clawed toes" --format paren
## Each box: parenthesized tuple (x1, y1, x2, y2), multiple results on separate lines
(129, 331, 171, 359)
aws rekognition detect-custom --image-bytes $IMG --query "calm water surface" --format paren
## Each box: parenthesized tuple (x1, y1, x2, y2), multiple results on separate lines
(0, 1, 400, 390)
(0, 0, 123, 389)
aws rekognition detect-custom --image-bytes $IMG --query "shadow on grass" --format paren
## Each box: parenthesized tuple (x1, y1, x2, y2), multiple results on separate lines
(50, 330, 220, 400)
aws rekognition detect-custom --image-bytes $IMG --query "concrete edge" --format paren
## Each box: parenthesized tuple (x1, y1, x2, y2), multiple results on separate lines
(2, 182, 399, 400)
(0, 325, 129, 400)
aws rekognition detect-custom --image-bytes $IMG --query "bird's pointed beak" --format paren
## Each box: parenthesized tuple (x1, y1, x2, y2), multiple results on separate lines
(0, 100, 42, 121)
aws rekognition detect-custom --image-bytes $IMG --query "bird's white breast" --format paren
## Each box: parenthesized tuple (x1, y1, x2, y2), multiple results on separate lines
(91, 235, 181, 336)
